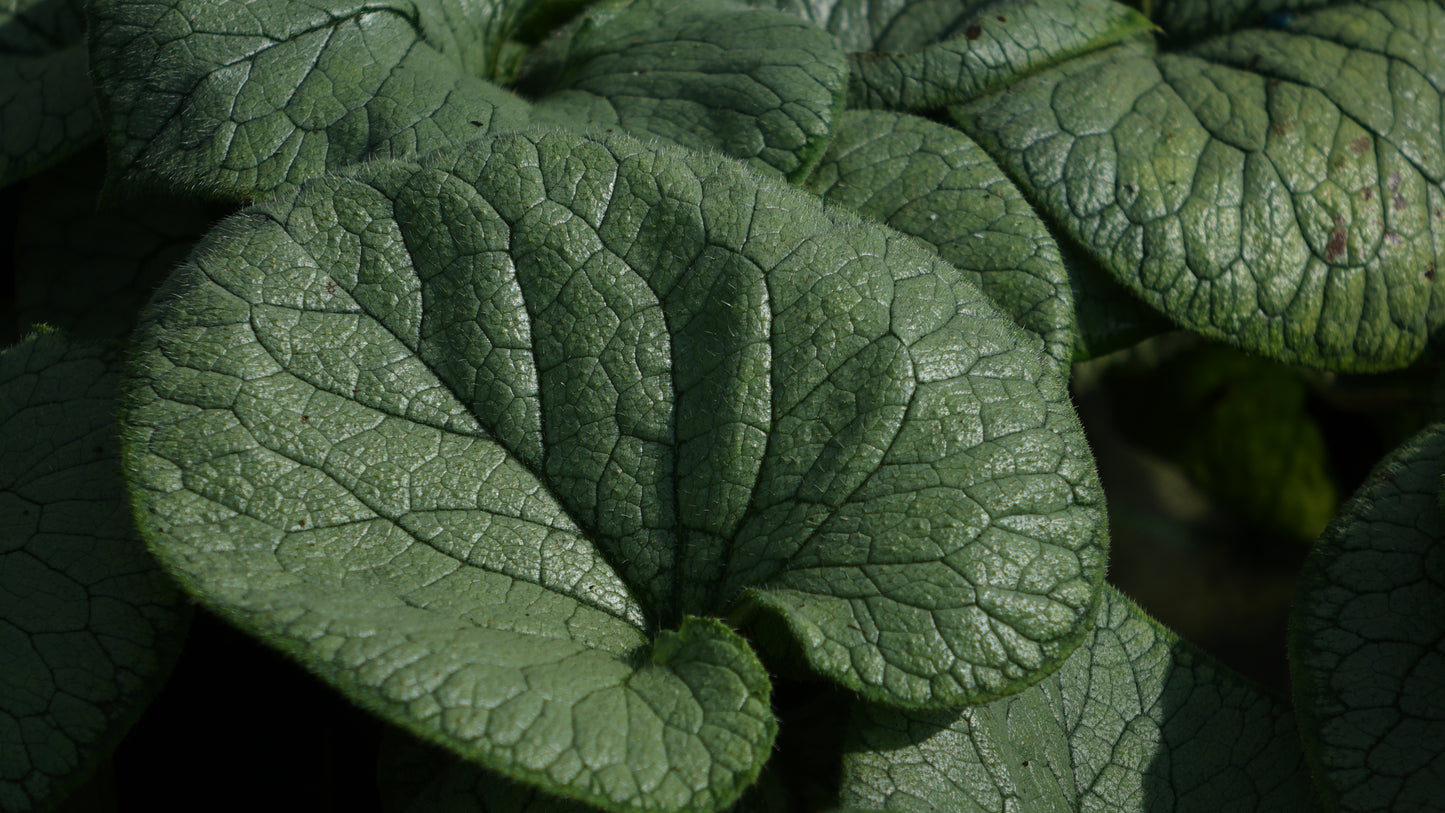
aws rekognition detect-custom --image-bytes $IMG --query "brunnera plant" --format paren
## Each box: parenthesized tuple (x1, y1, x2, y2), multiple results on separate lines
(1, 0, 1442, 811)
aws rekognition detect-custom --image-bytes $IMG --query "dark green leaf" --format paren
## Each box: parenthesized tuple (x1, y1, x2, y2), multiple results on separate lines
(520, 0, 848, 180)
(842, 586, 1317, 812)
(0, 0, 96, 186)
(1291, 422, 1445, 811)
(88, 0, 532, 200)
(0, 330, 188, 812)
(955, 3, 1445, 371)
(805, 109, 1076, 368)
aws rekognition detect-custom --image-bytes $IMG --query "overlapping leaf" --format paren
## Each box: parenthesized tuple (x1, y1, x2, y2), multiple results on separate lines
(1291, 422, 1445, 812)
(87, 0, 532, 200)
(519, 0, 849, 181)
(841, 586, 1316, 812)
(745, 0, 1151, 110)
(0, 330, 187, 812)
(0, 0, 96, 186)
(956, 2, 1445, 371)
(805, 110, 1075, 368)
(120, 129, 1105, 808)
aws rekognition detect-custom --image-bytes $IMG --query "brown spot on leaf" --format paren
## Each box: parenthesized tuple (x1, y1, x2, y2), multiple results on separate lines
(996, 15, 1007, 21)
(1427, 263, 1437, 281)
(301, 415, 310, 424)
(965, 24, 982, 40)
(1384, 229, 1403, 246)
(1389, 171, 1402, 192)
(1362, 188, 1374, 201)
(298, 518, 308, 528)
(1271, 118, 1290, 137)
(1325, 226, 1348, 261)
(1348, 135, 1371, 155)
(1394, 194, 1408, 211)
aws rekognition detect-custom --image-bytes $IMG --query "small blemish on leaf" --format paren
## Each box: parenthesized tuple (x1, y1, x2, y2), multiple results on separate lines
(1384, 230, 1403, 246)
(1394, 194, 1408, 211)
(1325, 226, 1348, 261)
(996, 15, 1006, 22)
(1362, 188, 1374, 202)
(301, 415, 309, 424)
(470, 120, 484, 126)
(297, 518, 308, 528)
(1271, 118, 1290, 137)
(965, 24, 982, 40)
(1426, 263, 1436, 281)
(1348, 136, 1371, 155)
(1389, 172, 1402, 192)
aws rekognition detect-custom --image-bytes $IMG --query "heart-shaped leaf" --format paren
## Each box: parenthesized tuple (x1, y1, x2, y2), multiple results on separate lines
(120, 129, 1105, 808)
(1, 330, 188, 812)
(1291, 422, 1445, 811)
(955, 2, 1445, 371)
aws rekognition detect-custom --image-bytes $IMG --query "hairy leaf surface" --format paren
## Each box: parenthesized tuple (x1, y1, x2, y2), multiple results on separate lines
(956, 2, 1445, 371)
(120, 130, 1105, 807)
(0, 0, 96, 186)
(841, 586, 1316, 812)
(1291, 422, 1445, 812)
(0, 331, 187, 812)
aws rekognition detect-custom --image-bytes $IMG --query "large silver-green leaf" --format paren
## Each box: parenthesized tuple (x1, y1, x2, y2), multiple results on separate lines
(1, 330, 188, 812)
(520, 0, 848, 181)
(0, 0, 96, 187)
(955, 2, 1445, 371)
(119, 129, 1105, 806)
(745, 0, 1151, 110)
(804, 110, 1075, 368)
(1291, 422, 1445, 812)
(841, 586, 1316, 812)
(88, 0, 532, 200)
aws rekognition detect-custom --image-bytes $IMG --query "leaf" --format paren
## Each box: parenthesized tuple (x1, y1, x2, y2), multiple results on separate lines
(0, 0, 97, 187)
(0, 329, 188, 812)
(1145, 0, 1335, 43)
(955, 2, 1445, 371)
(804, 109, 1076, 369)
(88, 0, 533, 200)
(840, 586, 1317, 812)
(118, 128, 1105, 805)
(1291, 422, 1445, 812)
(15, 148, 230, 339)
(745, 0, 1151, 110)
(519, 0, 848, 181)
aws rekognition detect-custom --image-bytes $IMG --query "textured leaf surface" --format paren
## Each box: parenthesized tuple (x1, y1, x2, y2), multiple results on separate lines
(15, 149, 228, 339)
(520, 0, 848, 181)
(0, 331, 187, 812)
(88, 0, 532, 200)
(119, 126, 1105, 804)
(1291, 422, 1445, 812)
(956, 2, 1445, 371)
(746, 0, 1150, 110)
(841, 586, 1316, 812)
(0, 0, 96, 186)
(805, 110, 1075, 368)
